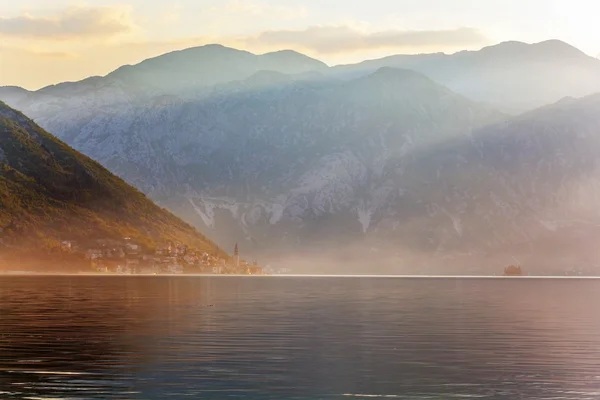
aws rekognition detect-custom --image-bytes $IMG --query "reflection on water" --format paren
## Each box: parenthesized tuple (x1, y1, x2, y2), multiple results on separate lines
(1, 276, 600, 399)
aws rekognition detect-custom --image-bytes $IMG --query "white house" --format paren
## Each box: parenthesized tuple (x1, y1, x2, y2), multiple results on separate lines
(85, 249, 103, 260)
(167, 264, 183, 274)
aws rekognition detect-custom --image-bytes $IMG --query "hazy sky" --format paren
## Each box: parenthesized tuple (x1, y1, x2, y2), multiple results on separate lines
(2, 0, 599, 89)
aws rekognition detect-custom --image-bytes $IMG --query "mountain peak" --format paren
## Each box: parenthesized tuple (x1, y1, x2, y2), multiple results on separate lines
(0, 86, 29, 92)
(101, 44, 327, 94)
(262, 49, 308, 57)
(532, 39, 588, 56)
(343, 66, 474, 105)
(132, 44, 253, 67)
(479, 39, 588, 59)
(478, 40, 531, 55)
(260, 49, 329, 71)
(178, 43, 251, 55)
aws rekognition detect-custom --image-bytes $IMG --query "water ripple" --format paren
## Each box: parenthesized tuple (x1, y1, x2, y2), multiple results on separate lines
(1, 276, 600, 399)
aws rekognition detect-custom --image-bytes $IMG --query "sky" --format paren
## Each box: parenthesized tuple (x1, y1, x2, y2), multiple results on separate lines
(1, 0, 600, 90)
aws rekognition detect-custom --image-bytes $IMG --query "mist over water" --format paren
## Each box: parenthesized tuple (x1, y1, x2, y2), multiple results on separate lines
(2, 276, 600, 399)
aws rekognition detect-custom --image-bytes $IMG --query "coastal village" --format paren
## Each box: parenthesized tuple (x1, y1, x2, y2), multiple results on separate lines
(67, 239, 264, 275)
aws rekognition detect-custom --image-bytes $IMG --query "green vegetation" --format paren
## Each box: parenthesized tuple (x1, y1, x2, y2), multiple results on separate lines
(0, 101, 227, 270)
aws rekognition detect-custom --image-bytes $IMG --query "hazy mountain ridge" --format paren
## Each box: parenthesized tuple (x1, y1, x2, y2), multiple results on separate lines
(0, 45, 328, 122)
(17, 67, 504, 260)
(332, 40, 600, 112)
(0, 101, 226, 268)
(372, 93, 600, 268)
(2, 41, 600, 271)
(175, 92, 600, 272)
(3, 40, 599, 119)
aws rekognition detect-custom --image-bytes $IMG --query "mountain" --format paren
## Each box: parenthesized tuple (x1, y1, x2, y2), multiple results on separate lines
(369, 93, 600, 273)
(0, 101, 226, 270)
(8, 68, 503, 269)
(187, 90, 600, 274)
(2, 45, 328, 122)
(0, 44, 329, 150)
(3, 41, 600, 273)
(106, 45, 328, 97)
(17, 75, 600, 274)
(332, 40, 600, 112)
(2, 40, 599, 137)
(4, 40, 599, 123)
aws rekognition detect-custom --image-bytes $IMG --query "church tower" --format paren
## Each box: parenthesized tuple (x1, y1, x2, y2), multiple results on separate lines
(233, 243, 240, 268)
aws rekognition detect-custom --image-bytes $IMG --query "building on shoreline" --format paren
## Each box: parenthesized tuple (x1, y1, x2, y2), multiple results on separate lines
(504, 265, 524, 276)
(76, 238, 265, 275)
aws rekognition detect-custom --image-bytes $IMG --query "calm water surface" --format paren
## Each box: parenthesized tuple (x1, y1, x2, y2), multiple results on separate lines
(1, 276, 600, 399)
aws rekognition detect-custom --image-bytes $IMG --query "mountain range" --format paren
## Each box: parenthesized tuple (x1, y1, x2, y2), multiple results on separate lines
(2, 40, 600, 273)
(0, 101, 226, 270)
(332, 40, 600, 112)
(3, 40, 599, 115)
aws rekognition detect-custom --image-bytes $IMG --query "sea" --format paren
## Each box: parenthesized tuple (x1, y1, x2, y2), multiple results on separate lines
(1, 275, 600, 399)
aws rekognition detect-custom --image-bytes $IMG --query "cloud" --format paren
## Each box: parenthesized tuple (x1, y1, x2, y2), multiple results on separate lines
(0, 6, 135, 40)
(0, 45, 76, 58)
(245, 25, 488, 54)
(30, 50, 77, 59)
(215, 0, 308, 21)
(157, 3, 182, 26)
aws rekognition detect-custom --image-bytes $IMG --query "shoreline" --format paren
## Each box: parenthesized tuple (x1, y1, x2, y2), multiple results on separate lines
(1, 273, 600, 279)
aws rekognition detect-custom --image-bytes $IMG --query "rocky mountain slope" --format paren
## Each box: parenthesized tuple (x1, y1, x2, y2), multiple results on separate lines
(364, 93, 600, 272)
(226, 92, 600, 273)
(0, 68, 505, 267)
(0, 101, 226, 269)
